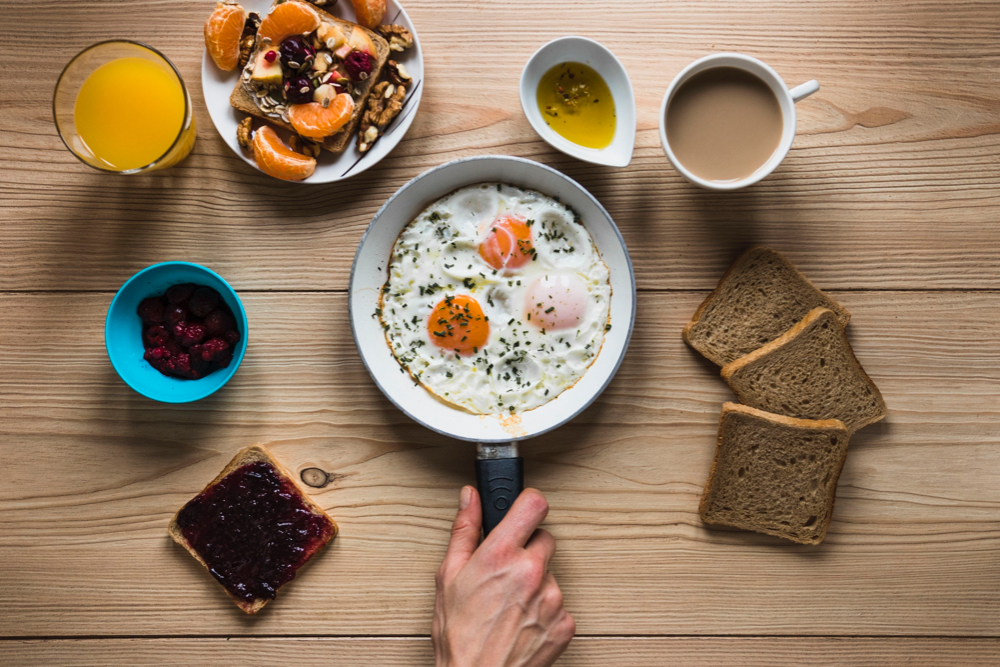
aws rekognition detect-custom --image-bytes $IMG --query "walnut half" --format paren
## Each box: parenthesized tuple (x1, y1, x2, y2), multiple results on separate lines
(357, 81, 406, 153)
(237, 117, 253, 149)
(376, 24, 413, 52)
(385, 60, 412, 86)
(237, 12, 261, 69)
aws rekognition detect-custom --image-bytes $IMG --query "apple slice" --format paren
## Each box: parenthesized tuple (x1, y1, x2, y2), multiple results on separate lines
(317, 22, 347, 50)
(250, 49, 283, 85)
(347, 26, 376, 57)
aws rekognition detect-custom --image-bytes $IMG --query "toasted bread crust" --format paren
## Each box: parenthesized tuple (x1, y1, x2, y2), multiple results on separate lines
(230, 5, 389, 154)
(699, 403, 851, 545)
(683, 246, 851, 366)
(721, 307, 887, 433)
(715, 401, 849, 431)
(168, 444, 337, 614)
(720, 307, 833, 383)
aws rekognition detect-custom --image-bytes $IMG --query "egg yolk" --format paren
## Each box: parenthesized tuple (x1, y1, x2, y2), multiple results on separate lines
(526, 274, 589, 330)
(428, 295, 489, 355)
(479, 214, 534, 271)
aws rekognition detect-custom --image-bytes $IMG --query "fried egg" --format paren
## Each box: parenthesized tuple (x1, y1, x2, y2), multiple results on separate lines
(378, 183, 611, 415)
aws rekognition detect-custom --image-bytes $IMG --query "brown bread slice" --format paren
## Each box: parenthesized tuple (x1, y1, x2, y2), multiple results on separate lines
(230, 5, 389, 154)
(168, 444, 337, 614)
(721, 307, 887, 433)
(683, 247, 850, 365)
(700, 403, 851, 545)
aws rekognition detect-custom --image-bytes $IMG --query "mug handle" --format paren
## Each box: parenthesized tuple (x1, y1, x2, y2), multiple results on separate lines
(790, 80, 820, 103)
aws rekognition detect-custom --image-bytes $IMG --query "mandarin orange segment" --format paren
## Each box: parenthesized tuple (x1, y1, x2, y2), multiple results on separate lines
(288, 94, 354, 139)
(428, 295, 489, 355)
(350, 0, 386, 29)
(204, 2, 246, 71)
(252, 125, 317, 181)
(259, 0, 320, 44)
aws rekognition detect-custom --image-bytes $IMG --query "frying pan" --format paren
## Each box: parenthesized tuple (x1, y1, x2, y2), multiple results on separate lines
(350, 156, 635, 533)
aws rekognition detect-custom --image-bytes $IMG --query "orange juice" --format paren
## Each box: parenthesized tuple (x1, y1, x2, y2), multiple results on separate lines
(74, 57, 194, 171)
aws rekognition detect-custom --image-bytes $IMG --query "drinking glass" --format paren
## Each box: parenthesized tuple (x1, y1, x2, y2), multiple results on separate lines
(53, 40, 196, 174)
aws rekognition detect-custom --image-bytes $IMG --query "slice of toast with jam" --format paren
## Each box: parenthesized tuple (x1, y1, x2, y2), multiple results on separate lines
(168, 444, 337, 614)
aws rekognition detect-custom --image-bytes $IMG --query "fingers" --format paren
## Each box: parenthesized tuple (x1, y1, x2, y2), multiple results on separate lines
(550, 610, 576, 652)
(525, 611, 575, 667)
(532, 576, 575, 667)
(524, 528, 556, 571)
(538, 572, 564, 616)
(440, 485, 482, 578)
(541, 576, 575, 661)
(485, 487, 549, 551)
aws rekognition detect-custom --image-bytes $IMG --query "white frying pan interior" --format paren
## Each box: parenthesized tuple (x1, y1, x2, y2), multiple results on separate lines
(349, 156, 636, 444)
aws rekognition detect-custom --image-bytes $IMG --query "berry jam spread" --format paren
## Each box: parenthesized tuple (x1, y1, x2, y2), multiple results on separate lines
(137, 283, 240, 380)
(176, 461, 335, 604)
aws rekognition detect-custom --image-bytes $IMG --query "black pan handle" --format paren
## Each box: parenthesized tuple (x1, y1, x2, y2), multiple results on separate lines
(475, 443, 523, 536)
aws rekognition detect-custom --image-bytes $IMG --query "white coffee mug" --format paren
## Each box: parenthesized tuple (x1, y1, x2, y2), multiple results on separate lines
(659, 53, 818, 191)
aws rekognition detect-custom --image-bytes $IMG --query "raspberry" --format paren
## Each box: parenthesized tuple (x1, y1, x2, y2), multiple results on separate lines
(139, 284, 240, 381)
(188, 287, 221, 317)
(137, 297, 166, 323)
(145, 346, 172, 361)
(199, 338, 231, 362)
(204, 309, 235, 336)
(191, 352, 211, 376)
(144, 325, 170, 347)
(166, 283, 196, 305)
(165, 305, 188, 324)
(343, 50, 374, 81)
(180, 323, 207, 347)
(171, 353, 193, 378)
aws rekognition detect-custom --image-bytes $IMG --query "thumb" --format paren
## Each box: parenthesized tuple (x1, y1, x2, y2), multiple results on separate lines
(442, 485, 482, 575)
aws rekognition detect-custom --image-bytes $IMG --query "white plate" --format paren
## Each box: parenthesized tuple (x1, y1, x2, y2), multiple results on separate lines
(349, 156, 636, 444)
(201, 0, 424, 184)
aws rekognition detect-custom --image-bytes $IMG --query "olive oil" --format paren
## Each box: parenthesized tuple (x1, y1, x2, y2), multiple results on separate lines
(537, 62, 615, 149)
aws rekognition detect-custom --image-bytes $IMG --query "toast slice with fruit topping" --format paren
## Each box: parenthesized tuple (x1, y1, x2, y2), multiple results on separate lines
(168, 444, 337, 614)
(229, 0, 389, 154)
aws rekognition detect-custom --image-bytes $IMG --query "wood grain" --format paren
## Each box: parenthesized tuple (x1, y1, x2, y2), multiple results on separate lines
(1, 291, 998, 637)
(2, 0, 999, 661)
(5, 637, 1000, 667)
(1, 1, 998, 292)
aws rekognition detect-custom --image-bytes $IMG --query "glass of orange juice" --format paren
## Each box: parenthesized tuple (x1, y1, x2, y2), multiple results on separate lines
(54, 41, 196, 173)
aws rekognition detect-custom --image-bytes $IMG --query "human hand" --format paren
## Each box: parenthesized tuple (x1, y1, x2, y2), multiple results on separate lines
(433, 486, 575, 667)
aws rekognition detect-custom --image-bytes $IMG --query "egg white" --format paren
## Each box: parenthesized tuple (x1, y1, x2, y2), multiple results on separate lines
(379, 183, 611, 415)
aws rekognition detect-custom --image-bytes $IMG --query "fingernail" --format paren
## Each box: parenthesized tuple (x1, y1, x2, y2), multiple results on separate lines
(459, 485, 472, 509)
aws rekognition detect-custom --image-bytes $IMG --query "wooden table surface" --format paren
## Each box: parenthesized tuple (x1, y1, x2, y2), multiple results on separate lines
(2, 0, 999, 664)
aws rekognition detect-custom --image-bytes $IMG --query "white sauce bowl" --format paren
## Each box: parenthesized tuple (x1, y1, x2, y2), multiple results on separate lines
(520, 37, 636, 168)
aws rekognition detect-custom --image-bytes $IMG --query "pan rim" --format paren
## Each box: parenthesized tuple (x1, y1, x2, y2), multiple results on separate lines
(349, 155, 636, 444)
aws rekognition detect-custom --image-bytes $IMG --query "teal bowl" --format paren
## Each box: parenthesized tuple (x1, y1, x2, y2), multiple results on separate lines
(105, 262, 248, 403)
